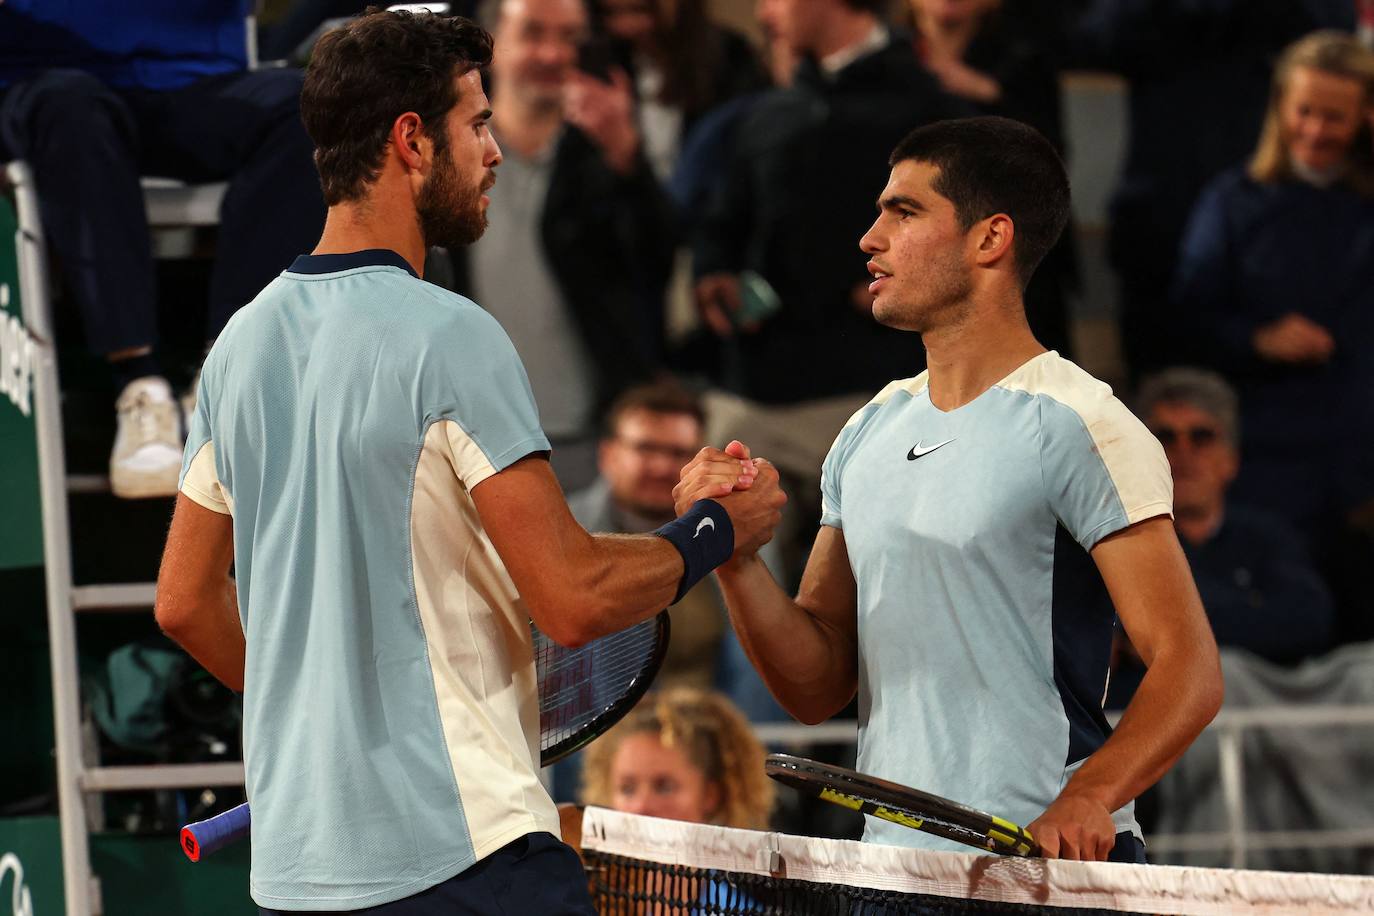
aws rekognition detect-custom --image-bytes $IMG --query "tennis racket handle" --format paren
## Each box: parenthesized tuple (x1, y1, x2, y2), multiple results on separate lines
(180, 803, 251, 862)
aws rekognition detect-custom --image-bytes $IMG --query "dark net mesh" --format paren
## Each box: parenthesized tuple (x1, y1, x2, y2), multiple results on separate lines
(579, 808, 1374, 915)
(586, 851, 1120, 915)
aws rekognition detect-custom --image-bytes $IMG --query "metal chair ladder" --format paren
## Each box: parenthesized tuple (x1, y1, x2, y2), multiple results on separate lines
(6, 161, 246, 916)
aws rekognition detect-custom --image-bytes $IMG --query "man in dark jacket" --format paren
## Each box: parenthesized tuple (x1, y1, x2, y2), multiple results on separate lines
(689, 0, 967, 581)
(0, 0, 325, 498)
(445, 0, 677, 491)
(1139, 368, 1335, 664)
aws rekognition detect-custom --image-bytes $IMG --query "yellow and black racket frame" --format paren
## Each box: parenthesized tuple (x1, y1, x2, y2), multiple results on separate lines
(765, 753, 1040, 857)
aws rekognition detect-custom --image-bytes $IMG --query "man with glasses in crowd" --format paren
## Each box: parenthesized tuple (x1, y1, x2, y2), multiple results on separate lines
(569, 383, 727, 691)
(1136, 368, 1334, 666)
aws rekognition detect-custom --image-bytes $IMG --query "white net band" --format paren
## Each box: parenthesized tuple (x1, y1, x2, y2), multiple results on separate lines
(581, 807, 1374, 915)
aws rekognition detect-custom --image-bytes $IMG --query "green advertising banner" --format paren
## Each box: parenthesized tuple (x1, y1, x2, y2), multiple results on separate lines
(0, 816, 257, 916)
(0, 192, 44, 570)
(0, 817, 62, 916)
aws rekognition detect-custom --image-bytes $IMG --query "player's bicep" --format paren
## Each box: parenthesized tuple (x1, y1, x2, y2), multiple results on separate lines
(156, 493, 235, 631)
(471, 455, 594, 627)
(797, 526, 859, 655)
(1090, 517, 1215, 668)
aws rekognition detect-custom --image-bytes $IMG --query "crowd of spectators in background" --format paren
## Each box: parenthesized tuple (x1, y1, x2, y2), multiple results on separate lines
(0, 0, 326, 497)
(3, 0, 1374, 850)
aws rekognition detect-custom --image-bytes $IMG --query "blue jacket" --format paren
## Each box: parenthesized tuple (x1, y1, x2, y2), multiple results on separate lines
(1174, 170, 1374, 429)
(1184, 505, 1335, 665)
(1176, 169, 1374, 367)
(1173, 169, 1374, 530)
(0, 0, 250, 91)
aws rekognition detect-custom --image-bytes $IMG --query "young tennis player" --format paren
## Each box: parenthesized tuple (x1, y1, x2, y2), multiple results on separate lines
(152, 9, 782, 913)
(676, 117, 1223, 864)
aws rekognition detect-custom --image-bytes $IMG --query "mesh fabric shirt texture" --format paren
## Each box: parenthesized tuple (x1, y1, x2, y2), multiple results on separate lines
(820, 352, 1172, 851)
(179, 250, 557, 910)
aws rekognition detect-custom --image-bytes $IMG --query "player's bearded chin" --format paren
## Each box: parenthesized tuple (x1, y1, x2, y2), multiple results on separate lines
(416, 144, 487, 249)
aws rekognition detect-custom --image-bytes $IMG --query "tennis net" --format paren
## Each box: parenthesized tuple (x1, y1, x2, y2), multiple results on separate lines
(580, 807, 1374, 915)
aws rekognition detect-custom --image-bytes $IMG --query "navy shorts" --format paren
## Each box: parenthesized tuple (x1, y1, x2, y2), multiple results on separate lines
(1108, 830, 1148, 864)
(258, 832, 594, 915)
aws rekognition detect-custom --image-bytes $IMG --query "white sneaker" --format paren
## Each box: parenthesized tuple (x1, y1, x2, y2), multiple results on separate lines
(111, 376, 183, 499)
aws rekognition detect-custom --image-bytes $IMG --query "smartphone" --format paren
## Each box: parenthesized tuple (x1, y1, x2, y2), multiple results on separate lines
(734, 271, 783, 326)
(577, 38, 617, 81)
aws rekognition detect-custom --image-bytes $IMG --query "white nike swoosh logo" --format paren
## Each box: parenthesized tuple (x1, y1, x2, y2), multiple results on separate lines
(907, 438, 956, 460)
(694, 517, 716, 538)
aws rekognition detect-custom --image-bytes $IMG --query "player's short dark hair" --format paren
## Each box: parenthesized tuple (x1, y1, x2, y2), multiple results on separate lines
(889, 117, 1070, 286)
(301, 8, 494, 206)
(601, 382, 706, 440)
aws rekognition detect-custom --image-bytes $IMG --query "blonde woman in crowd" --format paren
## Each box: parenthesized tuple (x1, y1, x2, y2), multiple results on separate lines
(581, 687, 774, 830)
(1246, 30, 1374, 194)
(560, 689, 773, 912)
(1172, 31, 1374, 594)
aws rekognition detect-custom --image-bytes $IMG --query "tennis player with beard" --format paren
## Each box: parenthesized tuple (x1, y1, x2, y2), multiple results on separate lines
(151, 10, 781, 914)
(677, 117, 1223, 863)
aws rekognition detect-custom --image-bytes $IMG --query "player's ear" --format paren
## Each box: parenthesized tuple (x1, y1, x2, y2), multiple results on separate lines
(973, 213, 1015, 270)
(391, 112, 427, 172)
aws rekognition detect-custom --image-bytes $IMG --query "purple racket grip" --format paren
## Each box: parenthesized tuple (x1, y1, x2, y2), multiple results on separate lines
(180, 803, 251, 862)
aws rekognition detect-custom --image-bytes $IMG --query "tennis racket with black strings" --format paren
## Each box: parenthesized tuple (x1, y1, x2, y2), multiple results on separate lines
(180, 613, 671, 861)
(765, 754, 1040, 857)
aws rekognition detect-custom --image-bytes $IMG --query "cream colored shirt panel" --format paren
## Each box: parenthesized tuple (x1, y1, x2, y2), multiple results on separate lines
(445, 420, 500, 491)
(1000, 351, 1174, 525)
(180, 440, 234, 516)
(410, 421, 559, 853)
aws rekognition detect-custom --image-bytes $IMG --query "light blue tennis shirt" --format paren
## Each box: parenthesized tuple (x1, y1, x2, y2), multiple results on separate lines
(179, 250, 559, 910)
(820, 351, 1172, 852)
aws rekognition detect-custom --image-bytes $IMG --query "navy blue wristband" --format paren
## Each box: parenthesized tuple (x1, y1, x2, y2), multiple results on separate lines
(653, 499, 735, 604)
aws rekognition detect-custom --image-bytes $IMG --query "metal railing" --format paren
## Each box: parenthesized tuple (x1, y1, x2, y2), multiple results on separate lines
(1150, 704, 1374, 868)
(749, 704, 1374, 870)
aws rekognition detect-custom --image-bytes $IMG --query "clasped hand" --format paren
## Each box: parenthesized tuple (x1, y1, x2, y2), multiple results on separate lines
(673, 440, 785, 561)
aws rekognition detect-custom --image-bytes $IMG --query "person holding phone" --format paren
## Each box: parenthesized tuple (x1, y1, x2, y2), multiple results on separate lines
(589, 0, 767, 182)
(690, 0, 969, 586)
(439, 0, 679, 493)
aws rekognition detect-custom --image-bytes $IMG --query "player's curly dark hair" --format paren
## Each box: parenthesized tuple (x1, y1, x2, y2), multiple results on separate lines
(581, 688, 774, 830)
(301, 7, 493, 205)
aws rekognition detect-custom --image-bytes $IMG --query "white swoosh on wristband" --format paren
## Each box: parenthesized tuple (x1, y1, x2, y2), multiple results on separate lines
(694, 517, 716, 538)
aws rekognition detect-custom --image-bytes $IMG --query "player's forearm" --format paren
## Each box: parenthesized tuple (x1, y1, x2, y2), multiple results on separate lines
(716, 556, 857, 724)
(538, 532, 682, 646)
(1061, 637, 1222, 812)
(579, 533, 685, 636)
(156, 576, 246, 692)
